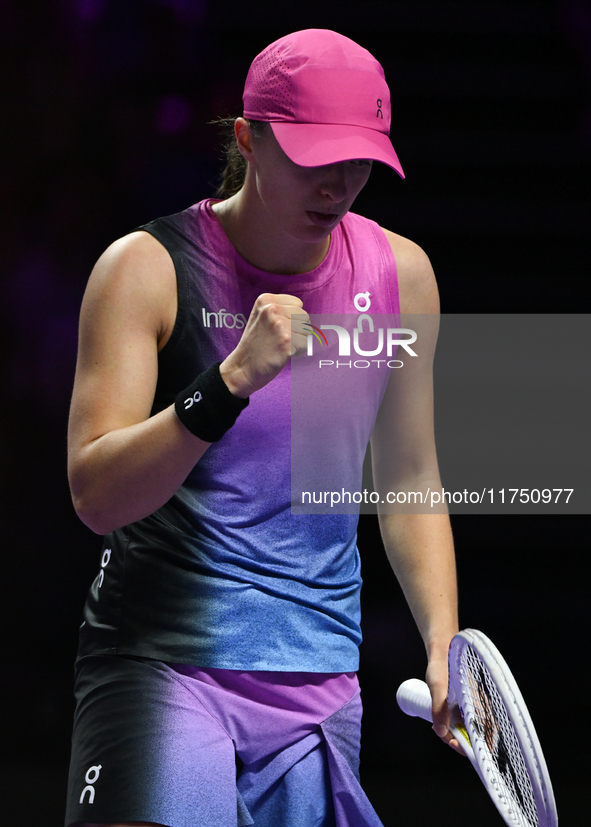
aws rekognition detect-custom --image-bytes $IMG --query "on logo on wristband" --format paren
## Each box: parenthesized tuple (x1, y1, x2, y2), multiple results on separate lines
(184, 391, 202, 409)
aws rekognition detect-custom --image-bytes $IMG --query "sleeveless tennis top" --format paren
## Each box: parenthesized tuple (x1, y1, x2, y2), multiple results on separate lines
(77, 199, 400, 671)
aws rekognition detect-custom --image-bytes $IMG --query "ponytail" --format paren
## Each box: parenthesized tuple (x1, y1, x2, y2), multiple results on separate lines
(214, 118, 267, 199)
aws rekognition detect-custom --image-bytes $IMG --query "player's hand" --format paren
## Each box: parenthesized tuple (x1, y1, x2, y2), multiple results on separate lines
(219, 293, 310, 397)
(426, 656, 466, 756)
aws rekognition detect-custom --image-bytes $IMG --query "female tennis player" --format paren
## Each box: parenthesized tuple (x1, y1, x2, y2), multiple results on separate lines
(65, 29, 459, 827)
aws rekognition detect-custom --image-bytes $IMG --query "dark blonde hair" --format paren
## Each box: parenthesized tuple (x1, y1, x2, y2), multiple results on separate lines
(214, 118, 268, 199)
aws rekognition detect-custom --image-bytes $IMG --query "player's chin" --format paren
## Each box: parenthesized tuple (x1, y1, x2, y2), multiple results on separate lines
(299, 224, 336, 243)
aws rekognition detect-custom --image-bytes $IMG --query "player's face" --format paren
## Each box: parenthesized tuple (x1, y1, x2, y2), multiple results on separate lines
(250, 127, 373, 243)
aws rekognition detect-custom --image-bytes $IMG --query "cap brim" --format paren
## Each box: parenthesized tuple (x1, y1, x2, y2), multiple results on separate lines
(270, 122, 404, 178)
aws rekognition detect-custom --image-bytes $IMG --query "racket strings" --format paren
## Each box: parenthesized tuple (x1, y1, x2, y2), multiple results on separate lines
(460, 646, 539, 827)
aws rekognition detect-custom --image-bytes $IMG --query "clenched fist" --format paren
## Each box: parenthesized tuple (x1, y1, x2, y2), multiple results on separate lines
(219, 293, 310, 398)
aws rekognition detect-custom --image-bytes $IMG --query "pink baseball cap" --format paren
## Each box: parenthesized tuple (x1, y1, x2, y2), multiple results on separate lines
(243, 29, 404, 178)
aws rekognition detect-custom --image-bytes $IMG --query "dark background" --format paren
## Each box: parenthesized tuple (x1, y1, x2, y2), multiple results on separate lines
(1, 1, 589, 824)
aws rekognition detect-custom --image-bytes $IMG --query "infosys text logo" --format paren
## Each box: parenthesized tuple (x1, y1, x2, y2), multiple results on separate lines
(201, 307, 247, 329)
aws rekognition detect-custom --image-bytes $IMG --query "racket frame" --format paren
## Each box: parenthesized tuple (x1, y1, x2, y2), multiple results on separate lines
(396, 629, 558, 827)
(450, 629, 557, 827)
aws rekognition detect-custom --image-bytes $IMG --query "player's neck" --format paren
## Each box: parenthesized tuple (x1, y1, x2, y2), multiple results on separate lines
(212, 189, 330, 276)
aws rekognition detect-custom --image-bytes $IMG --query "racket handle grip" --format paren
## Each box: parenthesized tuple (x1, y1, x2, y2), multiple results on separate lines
(396, 678, 433, 722)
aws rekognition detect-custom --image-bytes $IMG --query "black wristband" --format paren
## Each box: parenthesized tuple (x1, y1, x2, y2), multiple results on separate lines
(174, 362, 249, 442)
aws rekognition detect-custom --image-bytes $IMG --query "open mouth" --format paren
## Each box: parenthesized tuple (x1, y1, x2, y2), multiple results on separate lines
(307, 211, 339, 227)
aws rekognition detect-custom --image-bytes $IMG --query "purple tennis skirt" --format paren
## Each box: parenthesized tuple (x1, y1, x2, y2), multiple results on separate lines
(65, 655, 385, 827)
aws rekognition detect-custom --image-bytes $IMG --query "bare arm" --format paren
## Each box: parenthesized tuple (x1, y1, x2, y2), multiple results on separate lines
(371, 229, 461, 752)
(67, 232, 213, 534)
(68, 232, 309, 535)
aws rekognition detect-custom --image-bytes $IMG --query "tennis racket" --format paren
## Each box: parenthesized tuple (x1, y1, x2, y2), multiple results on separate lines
(396, 629, 557, 827)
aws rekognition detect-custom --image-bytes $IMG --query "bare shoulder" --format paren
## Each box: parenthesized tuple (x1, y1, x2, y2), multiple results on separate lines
(69, 231, 177, 452)
(380, 227, 439, 315)
(82, 230, 177, 350)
